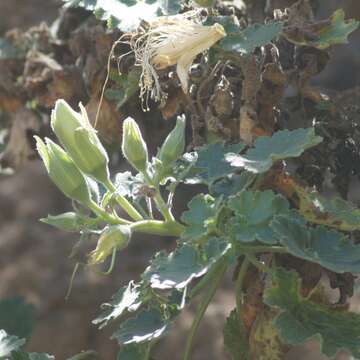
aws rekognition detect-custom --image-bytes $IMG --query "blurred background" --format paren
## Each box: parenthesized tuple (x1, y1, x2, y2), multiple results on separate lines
(0, 1, 359, 359)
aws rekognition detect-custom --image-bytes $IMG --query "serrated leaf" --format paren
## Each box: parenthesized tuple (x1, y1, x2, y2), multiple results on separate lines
(294, 184, 360, 231)
(112, 307, 169, 345)
(264, 267, 360, 358)
(0, 297, 34, 341)
(283, 9, 359, 49)
(227, 191, 290, 244)
(218, 21, 283, 54)
(184, 142, 246, 186)
(117, 344, 150, 360)
(226, 128, 322, 173)
(209, 172, 256, 199)
(223, 309, 249, 360)
(0, 330, 25, 358)
(11, 352, 55, 360)
(93, 281, 145, 329)
(63, 0, 181, 31)
(272, 216, 360, 273)
(181, 194, 221, 241)
(143, 238, 230, 289)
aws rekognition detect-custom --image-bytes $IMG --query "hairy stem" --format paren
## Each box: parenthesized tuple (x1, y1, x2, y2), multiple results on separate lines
(183, 261, 227, 360)
(144, 172, 175, 222)
(88, 200, 131, 225)
(235, 257, 250, 323)
(104, 180, 143, 221)
(130, 220, 185, 237)
(190, 258, 227, 300)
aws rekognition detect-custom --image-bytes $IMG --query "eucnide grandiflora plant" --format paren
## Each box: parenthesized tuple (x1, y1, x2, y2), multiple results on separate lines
(36, 99, 185, 271)
(37, 100, 360, 360)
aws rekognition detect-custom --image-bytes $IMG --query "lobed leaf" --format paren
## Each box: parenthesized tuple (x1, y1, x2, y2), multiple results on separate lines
(93, 281, 145, 329)
(294, 184, 360, 231)
(219, 21, 283, 54)
(264, 267, 360, 358)
(272, 215, 360, 273)
(227, 190, 290, 244)
(112, 307, 169, 345)
(184, 142, 245, 186)
(181, 194, 222, 241)
(226, 128, 322, 173)
(209, 172, 256, 199)
(143, 238, 230, 289)
(283, 9, 359, 49)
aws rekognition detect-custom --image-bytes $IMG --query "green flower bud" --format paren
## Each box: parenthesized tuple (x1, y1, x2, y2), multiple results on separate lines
(51, 99, 110, 184)
(122, 117, 148, 172)
(35, 136, 92, 205)
(41, 212, 82, 232)
(88, 225, 131, 265)
(158, 115, 186, 166)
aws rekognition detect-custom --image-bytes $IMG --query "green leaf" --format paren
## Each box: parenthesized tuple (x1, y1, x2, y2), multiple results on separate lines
(143, 238, 230, 289)
(0, 297, 34, 340)
(283, 9, 359, 49)
(11, 352, 55, 360)
(64, 0, 181, 31)
(117, 344, 150, 360)
(181, 194, 221, 241)
(93, 281, 145, 329)
(0, 331, 25, 358)
(227, 191, 290, 244)
(112, 307, 169, 345)
(272, 216, 360, 273)
(184, 142, 245, 186)
(209, 172, 256, 199)
(295, 186, 360, 232)
(264, 267, 360, 358)
(226, 128, 322, 173)
(218, 21, 283, 54)
(223, 309, 249, 360)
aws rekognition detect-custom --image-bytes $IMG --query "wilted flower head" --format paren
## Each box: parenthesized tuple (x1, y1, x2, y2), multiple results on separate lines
(121, 11, 226, 111)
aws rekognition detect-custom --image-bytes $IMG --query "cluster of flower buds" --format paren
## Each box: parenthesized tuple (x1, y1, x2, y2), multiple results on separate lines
(36, 99, 186, 267)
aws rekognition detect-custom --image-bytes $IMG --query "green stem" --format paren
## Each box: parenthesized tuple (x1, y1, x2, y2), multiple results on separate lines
(144, 172, 175, 222)
(153, 193, 175, 222)
(88, 200, 131, 225)
(235, 257, 250, 323)
(246, 253, 273, 274)
(183, 262, 227, 360)
(130, 220, 185, 237)
(190, 258, 227, 300)
(104, 180, 143, 221)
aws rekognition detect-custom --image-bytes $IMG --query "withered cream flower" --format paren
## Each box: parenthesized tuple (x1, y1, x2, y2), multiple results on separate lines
(122, 12, 226, 110)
